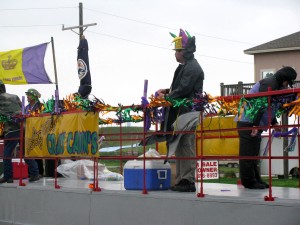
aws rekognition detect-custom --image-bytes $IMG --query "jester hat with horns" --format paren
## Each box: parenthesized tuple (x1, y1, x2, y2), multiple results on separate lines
(170, 29, 193, 50)
(170, 29, 196, 59)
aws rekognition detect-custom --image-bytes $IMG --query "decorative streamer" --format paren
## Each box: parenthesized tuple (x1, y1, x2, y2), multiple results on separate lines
(274, 127, 298, 152)
(263, 128, 298, 155)
(263, 130, 275, 156)
(1, 91, 300, 127)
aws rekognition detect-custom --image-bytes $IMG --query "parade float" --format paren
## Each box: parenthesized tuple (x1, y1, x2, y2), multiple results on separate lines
(1, 38, 299, 195)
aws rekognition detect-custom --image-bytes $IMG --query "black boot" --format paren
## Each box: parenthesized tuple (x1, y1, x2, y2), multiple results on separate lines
(0, 177, 13, 184)
(171, 179, 196, 192)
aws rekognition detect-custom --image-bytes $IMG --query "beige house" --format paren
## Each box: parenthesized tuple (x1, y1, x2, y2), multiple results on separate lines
(244, 31, 300, 83)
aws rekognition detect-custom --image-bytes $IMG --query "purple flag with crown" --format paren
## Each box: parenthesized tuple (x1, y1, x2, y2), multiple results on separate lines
(0, 43, 52, 84)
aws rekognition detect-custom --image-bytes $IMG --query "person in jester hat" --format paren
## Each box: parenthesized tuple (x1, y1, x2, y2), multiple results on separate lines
(235, 66, 297, 189)
(156, 29, 204, 192)
(25, 89, 43, 114)
(25, 88, 44, 177)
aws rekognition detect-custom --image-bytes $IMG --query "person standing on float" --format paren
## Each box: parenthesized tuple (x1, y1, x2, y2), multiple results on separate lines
(156, 29, 204, 192)
(236, 66, 297, 189)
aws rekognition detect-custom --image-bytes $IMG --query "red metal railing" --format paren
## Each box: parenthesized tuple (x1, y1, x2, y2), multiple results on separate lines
(0, 87, 299, 201)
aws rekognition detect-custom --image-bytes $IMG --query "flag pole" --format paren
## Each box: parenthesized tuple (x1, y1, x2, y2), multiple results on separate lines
(51, 36, 59, 91)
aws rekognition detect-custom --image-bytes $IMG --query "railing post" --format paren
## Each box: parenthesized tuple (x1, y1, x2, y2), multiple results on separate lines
(238, 81, 243, 95)
(220, 83, 224, 96)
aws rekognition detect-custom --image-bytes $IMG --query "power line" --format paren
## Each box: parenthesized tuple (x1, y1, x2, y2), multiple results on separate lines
(195, 53, 253, 64)
(87, 30, 253, 64)
(0, 23, 253, 64)
(0, 6, 76, 29)
(0, 6, 253, 64)
(0, 7, 76, 11)
(84, 7, 255, 46)
(0, 6, 254, 45)
(0, 24, 61, 28)
(88, 30, 167, 49)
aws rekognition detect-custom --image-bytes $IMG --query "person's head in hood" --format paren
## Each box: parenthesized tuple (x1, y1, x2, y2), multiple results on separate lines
(274, 66, 297, 89)
(170, 29, 196, 63)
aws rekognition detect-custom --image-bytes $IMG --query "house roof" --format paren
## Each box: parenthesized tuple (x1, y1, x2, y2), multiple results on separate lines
(244, 31, 300, 55)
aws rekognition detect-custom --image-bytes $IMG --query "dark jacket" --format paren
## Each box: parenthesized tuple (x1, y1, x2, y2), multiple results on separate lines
(25, 100, 43, 114)
(0, 93, 21, 134)
(165, 58, 204, 131)
(236, 67, 297, 127)
(235, 81, 278, 127)
(254, 67, 297, 126)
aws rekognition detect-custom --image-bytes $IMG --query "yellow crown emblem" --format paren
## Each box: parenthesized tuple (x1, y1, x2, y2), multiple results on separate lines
(2, 55, 18, 70)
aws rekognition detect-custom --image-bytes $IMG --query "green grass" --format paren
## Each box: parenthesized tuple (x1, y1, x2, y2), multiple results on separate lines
(98, 161, 299, 188)
(267, 178, 299, 188)
(206, 166, 299, 188)
(98, 125, 146, 173)
(99, 126, 156, 158)
(203, 177, 299, 188)
(99, 126, 146, 147)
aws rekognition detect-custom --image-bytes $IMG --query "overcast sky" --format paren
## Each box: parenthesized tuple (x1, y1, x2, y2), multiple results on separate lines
(1, 0, 300, 106)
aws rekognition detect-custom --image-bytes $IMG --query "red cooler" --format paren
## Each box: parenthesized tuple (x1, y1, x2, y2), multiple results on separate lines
(12, 159, 28, 179)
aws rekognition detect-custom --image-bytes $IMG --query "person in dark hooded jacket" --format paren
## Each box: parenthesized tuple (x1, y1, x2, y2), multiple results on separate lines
(156, 29, 204, 192)
(235, 66, 297, 189)
(25, 88, 44, 177)
(0, 81, 40, 183)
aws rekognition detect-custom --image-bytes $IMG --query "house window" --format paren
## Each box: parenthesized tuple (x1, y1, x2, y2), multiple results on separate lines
(261, 69, 275, 79)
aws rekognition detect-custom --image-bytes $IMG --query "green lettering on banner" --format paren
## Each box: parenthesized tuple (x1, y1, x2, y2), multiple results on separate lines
(46, 133, 65, 155)
(47, 134, 55, 155)
(82, 131, 91, 154)
(67, 132, 74, 154)
(57, 132, 66, 154)
(77, 132, 83, 153)
(79, 132, 85, 153)
(64, 131, 98, 156)
(91, 132, 98, 154)
(73, 131, 80, 154)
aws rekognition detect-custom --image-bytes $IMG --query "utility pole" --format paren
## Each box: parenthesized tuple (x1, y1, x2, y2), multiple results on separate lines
(61, 1, 95, 99)
(79, 2, 83, 39)
(62, 2, 97, 38)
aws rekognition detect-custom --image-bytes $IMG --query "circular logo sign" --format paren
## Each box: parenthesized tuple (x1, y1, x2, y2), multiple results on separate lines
(77, 59, 88, 80)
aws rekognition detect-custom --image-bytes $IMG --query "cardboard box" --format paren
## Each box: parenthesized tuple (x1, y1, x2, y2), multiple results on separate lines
(12, 159, 28, 179)
(123, 160, 171, 190)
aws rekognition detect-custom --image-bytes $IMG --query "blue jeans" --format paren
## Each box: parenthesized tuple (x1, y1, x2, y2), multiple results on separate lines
(3, 130, 39, 179)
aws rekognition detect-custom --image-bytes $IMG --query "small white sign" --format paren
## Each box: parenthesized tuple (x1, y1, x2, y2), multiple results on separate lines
(196, 160, 219, 180)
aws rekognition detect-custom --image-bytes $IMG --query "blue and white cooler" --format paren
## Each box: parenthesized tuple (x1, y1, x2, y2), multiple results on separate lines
(123, 160, 171, 190)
